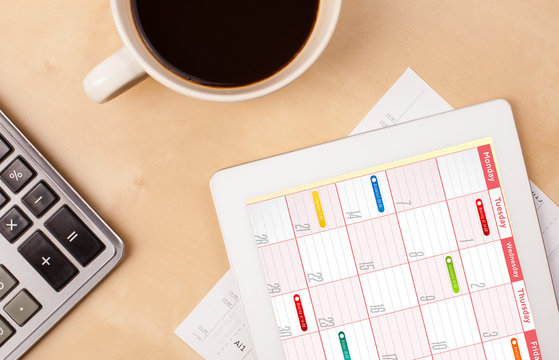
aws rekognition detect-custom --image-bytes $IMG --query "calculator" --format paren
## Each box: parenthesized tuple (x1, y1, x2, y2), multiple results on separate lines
(0, 109, 124, 359)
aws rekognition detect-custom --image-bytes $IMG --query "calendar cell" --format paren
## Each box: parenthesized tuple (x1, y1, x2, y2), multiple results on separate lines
(386, 159, 445, 211)
(337, 172, 395, 224)
(371, 307, 431, 359)
(470, 285, 523, 341)
(282, 332, 326, 360)
(437, 148, 487, 199)
(346, 215, 407, 273)
(248, 196, 295, 246)
(360, 264, 418, 315)
(271, 290, 318, 339)
(484, 334, 530, 360)
(460, 241, 510, 291)
(432, 344, 485, 359)
(421, 296, 481, 353)
(297, 227, 357, 284)
(287, 185, 345, 234)
(258, 239, 308, 296)
(409, 251, 467, 304)
(309, 277, 369, 330)
(447, 191, 501, 249)
(321, 320, 379, 360)
(398, 202, 457, 259)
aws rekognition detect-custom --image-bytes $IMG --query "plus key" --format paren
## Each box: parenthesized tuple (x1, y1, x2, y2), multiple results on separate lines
(18, 232, 78, 291)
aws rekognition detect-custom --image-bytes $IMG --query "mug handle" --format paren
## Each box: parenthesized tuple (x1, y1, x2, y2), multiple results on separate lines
(83, 47, 147, 103)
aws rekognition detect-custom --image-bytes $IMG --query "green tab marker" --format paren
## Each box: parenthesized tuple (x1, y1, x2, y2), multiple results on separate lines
(446, 256, 460, 293)
(338, 331, 351, 360)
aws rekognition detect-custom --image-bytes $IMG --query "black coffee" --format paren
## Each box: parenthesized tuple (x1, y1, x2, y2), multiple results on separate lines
(131, 0, 319, 87)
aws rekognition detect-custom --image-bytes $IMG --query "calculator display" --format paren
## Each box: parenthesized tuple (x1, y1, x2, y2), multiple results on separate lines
(246, 138, 540, 360)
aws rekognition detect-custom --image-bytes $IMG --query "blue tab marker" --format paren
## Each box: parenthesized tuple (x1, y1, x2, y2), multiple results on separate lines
(370, 175, 385, 213)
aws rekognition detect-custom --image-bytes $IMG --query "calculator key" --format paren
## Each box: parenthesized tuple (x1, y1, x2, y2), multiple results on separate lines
(19, 232, 78, 291)
(45, 206, 105, 266)
(0, 188, 8, 209)
(23, 182, 59, 217)
(0, 315, 15, 347)
(0, 265, 18, 300)
(0, 157, 36, 193)
(0, 136, 12, 163)
(4, 290, 41, 326)
(0, 207, 32, 243)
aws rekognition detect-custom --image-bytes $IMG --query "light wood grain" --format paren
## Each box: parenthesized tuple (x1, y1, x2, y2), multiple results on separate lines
(0, 0, 558, 358)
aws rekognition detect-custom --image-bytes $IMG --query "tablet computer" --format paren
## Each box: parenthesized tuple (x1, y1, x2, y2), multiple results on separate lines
(211, 100, 559, 359)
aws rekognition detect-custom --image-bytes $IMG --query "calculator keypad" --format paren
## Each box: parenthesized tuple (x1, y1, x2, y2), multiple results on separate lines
(0, 111, 123, 357)
(19, 232, 78, 292)
(4, 290, 41, 327)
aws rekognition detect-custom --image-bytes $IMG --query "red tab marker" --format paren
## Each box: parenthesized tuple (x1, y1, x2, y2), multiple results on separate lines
(476, 199, 490, 236)
(293, 294, 308, 331)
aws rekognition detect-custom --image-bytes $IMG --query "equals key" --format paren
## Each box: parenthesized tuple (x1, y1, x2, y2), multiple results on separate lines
(45, 206, 105, 266)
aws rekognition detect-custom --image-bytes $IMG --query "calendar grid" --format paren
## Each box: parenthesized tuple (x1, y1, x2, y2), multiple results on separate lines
(249, 140, 541, 360)
(434, 157, 489, 358)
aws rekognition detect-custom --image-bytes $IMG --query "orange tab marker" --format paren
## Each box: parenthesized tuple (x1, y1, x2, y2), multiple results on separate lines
(312, 191, 326, 228)
(511, 338, 522, 360)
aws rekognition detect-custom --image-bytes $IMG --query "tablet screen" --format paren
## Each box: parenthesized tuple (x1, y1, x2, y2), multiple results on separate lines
(246, 138, 540, 360)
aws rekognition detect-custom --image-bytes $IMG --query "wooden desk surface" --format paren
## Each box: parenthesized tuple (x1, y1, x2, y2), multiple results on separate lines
(1, 0, 558, 358)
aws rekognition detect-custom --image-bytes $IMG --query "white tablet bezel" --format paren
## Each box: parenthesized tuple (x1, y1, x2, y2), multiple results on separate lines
(211, 99, 559, 359)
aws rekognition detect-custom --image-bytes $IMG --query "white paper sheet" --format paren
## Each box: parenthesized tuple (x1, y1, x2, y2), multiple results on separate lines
(174, 270, 255, 360)
(176, 68, 559, 358)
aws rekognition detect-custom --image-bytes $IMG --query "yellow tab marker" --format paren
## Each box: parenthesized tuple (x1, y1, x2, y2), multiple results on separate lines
(312, 191, 326, 228)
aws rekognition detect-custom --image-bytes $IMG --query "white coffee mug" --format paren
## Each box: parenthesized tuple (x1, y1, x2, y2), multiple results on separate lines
(83, 0, 342, 103)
